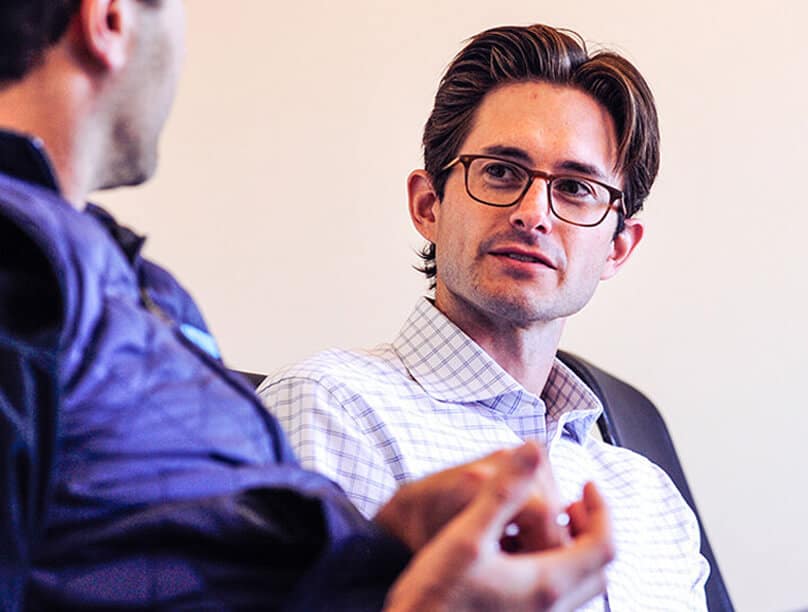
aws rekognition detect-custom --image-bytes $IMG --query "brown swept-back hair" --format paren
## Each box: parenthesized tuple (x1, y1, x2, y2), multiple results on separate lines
(417, 24, 660, 288)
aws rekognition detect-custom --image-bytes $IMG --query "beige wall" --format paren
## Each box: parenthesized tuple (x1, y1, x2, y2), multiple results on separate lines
(101, 2, 808, 610)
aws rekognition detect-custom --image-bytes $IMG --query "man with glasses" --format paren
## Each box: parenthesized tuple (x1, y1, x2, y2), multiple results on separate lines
(261, 23, 709, 610)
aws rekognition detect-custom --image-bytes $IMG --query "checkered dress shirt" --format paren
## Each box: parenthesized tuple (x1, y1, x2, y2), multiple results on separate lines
(259, 298, 709, 610)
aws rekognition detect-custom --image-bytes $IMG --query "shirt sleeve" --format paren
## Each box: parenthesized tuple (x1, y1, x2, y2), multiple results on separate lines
(682, 488, 711, 610)
(0, 211, 63, 612)
(259, 371, 400, 518)
(643, 458, 711, 611)
(649, 459, 710, 610)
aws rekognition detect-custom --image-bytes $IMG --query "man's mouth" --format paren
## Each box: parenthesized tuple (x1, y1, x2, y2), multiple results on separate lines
(489, 247, 556, 269)
(502, 252, 544, 263)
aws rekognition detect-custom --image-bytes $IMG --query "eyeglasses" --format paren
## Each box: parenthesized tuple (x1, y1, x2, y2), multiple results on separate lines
(442, 154, 625, 227)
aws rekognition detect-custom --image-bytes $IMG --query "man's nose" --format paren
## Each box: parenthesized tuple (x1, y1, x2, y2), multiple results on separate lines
(508, 178, 554, 233)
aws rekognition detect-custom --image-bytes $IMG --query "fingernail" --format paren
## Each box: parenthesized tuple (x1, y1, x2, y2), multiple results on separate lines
(513, 442, 539, 471)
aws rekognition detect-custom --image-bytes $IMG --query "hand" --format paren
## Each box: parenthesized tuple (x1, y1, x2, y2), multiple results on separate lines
(374, 442, 567, 553)
(383, 443, 614, 612)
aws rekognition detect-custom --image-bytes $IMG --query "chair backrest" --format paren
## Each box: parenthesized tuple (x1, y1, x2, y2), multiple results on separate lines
(236, 370, 266, 389)
(237, 359, 734, 611)
(556, 351, 734, 612)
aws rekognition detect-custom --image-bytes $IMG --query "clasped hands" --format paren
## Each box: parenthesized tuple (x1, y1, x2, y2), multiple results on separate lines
(375, 441, 614, 612)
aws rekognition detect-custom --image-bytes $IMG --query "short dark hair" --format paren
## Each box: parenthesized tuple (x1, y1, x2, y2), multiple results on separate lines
(0, 0, 82, 84)
(0, 0, 162, 86)
(417, 24, 660, 287)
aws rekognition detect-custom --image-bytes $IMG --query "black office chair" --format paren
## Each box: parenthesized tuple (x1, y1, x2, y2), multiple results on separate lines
(237, 370, 266, 389)
(236, 353, 734, 612)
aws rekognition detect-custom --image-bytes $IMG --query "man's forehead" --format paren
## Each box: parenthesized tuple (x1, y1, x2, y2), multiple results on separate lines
(461, 81, 620, 179)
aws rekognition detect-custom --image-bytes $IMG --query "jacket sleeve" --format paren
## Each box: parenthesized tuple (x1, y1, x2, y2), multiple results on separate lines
(0, 210, 64, 612)
(27, 459, 411, 610)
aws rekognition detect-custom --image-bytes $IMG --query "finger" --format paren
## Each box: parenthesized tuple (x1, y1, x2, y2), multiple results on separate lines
(530, 483, 614, 587)
(566, 499, 588, 538)
(530, 445, 565, 513)
(567, 481, 609, 538)
(464, 441, 544, 547)
(506, 495, 563, 552)
(529, 529, 613, 602)
(580, 482, 611, 542)
(522, 444, 569, 548)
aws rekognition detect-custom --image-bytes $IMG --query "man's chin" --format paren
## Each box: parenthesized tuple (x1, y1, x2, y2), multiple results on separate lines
(477, 291, 582, 327)
(97, 159, 157, 191)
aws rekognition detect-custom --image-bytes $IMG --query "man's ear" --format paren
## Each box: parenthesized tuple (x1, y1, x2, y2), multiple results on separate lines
(408, 169, 441, 243)
(601, 217, 644, 280)
(74, 0, 133, 71)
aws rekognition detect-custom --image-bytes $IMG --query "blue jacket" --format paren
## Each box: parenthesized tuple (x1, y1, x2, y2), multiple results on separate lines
(0, 131, 408, 610)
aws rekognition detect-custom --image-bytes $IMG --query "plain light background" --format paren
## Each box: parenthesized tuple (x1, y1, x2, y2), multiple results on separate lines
(101, 2, 807, 610)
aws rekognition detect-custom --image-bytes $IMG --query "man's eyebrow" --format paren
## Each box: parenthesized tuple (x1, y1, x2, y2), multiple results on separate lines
(479, 145, 609, 181)
(556, 160, 608, 181)
(480, 145, 533, 164)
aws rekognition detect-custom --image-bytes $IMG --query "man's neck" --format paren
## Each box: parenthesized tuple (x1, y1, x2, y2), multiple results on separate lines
(0, 53, 100, 207)
(432, 294, 564, 396)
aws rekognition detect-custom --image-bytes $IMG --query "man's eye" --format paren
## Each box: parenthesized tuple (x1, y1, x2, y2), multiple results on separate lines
(481, 162, 524, 183)
(554, 178, 597, 199)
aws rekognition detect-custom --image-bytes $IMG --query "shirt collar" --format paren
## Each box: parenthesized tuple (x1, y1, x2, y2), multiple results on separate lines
(393, 297, 522, 403)
(0, 129, 61, 192)
(544, 357, 603, 444)
(393, 297, 603, 439)
(84, 203, 146, 264)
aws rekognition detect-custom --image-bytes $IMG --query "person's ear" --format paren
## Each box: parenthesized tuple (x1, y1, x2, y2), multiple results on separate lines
(600, 217, 644, 280)
(74, 0, 134, 71)
(408, 170, 441, 243)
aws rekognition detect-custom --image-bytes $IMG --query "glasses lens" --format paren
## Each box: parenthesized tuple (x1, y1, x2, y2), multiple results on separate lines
(550, 176, 611, 225)
(467, 157, 529, 205)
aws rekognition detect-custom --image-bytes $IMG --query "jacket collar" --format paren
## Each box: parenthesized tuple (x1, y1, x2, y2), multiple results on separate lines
(0, 129, 145, 264)
(0, 129, 61, 193)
